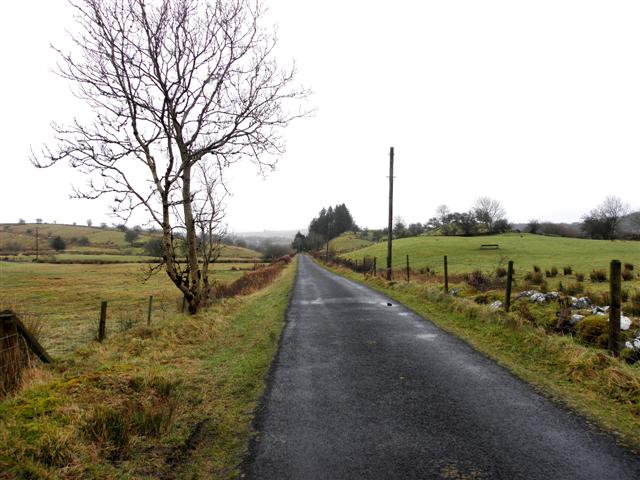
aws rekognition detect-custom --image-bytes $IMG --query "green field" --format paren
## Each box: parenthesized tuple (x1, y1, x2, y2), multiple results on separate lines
(342, 233, 640, 275)
(0, 261, 260, 356)
(327, 232, 373, 253)
(0, 223, 262, 262)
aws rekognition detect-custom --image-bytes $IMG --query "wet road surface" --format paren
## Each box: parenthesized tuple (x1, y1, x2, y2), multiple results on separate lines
(245, 255, 640, 479)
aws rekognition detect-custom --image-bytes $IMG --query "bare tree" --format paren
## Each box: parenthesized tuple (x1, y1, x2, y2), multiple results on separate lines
(435, 204, 450, 225)
(582, 196, 629, 240)
(473, 197, 506, 232)
(33, 0, 309, 313)
(526, 219, 540, 234)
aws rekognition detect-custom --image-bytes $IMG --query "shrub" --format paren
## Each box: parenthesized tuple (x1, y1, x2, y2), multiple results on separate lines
(575, 273, 585, 282)
(624, 263, 634, 271)
(495, 267, 507, 278)
(124, 228, 140, 245)
(575, 316, 609, 348)
(590, 270, 607, 283)
(76, 236, 90, 246)
(550, 266, 558, 277)
(545, 270, 551, 277)
(563, 266, 572, 275)
(261, 243, 291, 262)
(622, 269, 634, 281)
(464, 270, 493, 292)
(143, 238, 164, 257)
(532, 265, 541, 273)
(213, 260, 287, 298)
(49, 236, 66, 251)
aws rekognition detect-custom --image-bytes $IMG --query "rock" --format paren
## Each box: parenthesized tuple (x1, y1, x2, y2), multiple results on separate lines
(570, 314, 584, 325)
(545, 292, 559, 301)
(516, 290, 537, 299)
(625, 337, 640, 350)
(572, 297, 591, 309)
(621, 315, 632, 331)
(489, 300, 503, 310)
(591, 305, 608, 315)
(449, 288, 460, 296)
(605, 315, 632, 330)
(529, 292, 547, 304)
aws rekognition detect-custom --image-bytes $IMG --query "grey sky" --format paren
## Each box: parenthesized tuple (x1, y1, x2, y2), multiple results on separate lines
(2, 0, 639, 233)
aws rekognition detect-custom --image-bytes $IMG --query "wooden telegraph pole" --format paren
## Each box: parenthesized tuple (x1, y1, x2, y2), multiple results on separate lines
(386, 147, 394, 280)
(609, 260, 622, 357)
(35, 226, 39, 261)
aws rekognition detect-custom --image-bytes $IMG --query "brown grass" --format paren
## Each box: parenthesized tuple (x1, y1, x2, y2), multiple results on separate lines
(212, 256, 292, 299)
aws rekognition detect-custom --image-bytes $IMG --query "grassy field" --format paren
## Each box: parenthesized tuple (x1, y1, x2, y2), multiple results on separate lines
(321, 260, 640, 451)
(0, 223, 263, 262)
(327, 232, 373, 253)
(0, 262, 261, 357)
(0, 223, 152, 250)
(342, 232, 640, 275)
(0, 258, 297, 479)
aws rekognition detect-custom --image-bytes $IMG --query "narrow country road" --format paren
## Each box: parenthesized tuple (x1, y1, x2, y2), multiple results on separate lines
(244, 255, 640, 479)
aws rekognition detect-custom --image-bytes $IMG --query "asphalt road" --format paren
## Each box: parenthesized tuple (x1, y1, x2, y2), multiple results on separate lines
(244, 255, 640, 479)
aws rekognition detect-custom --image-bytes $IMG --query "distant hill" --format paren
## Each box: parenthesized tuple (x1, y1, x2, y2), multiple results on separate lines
(0, 223, 261, 261)
(620, 212, 640, 235)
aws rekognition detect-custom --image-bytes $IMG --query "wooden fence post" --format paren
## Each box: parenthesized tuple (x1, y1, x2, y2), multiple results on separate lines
(1, 310, 20, 394)
(0, 311, 18, 348)
(444, 256, 449, 294)
(98, 301, 107, 342)
(609, 260, 621, 357)
(406, 255, 410, 282)
(505, 260, 514, 312)
(147, 296, 153, 326)
(373, 257, 377, 276)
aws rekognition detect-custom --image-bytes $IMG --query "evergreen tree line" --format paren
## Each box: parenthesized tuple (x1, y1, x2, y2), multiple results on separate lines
(292, 204, 357, 252)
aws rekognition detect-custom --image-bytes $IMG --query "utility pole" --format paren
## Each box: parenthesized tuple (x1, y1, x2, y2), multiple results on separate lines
(35, 226, 39, 261)
(325, 221, 331, 262)
(386, 146, 394, 280)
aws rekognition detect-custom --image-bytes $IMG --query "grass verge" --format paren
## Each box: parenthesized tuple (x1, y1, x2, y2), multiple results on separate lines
(320, 260, 640, 452)
(0, 257, 297, 479)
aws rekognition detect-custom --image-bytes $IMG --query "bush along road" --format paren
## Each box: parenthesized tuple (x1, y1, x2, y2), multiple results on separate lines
(244, 255, 640, 480)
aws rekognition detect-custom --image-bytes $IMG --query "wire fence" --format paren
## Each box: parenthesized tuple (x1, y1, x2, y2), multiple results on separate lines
(4, 294, 181, 358)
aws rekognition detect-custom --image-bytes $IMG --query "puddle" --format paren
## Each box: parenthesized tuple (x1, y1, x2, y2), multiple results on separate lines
(416, 333, 438, 341)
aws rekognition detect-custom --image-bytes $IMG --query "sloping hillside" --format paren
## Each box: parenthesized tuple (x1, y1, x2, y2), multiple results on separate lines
(342, 232, 640, 274)
(0, 223, 261, 261)
(327, 232, 374, 253)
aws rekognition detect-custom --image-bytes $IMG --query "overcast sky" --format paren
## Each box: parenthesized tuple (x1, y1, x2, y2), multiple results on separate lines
(2, 0, 640, 233)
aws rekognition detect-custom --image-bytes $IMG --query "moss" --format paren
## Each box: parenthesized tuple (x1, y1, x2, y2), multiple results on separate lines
(576, 316, 609, 348)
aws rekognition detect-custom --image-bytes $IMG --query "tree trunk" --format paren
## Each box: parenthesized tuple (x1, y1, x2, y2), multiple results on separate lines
(182, 162, 202, 314)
